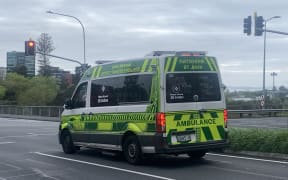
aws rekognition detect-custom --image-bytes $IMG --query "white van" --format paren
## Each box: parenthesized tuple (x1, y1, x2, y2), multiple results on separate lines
(59, 51, 228, 164)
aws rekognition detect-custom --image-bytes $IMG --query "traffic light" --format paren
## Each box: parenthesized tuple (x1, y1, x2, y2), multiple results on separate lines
(243, 16, 252, 35)
(255, 16, 264, 36)
(25, 40, 35, 56)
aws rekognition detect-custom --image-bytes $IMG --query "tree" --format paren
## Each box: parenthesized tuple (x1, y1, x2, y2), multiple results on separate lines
(18, 76, 59, 105)
(37, 33, 55, 76)
(0, 85, 6, 99)
(1, 73, 59, 105)
(14, 65, 27, 77)
(2, 73, 31, 101)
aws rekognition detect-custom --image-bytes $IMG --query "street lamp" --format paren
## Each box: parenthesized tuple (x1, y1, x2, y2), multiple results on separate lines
(262, 16, 280, 104)
(270, 72, 277, 91)
(46, 10, 86, 65)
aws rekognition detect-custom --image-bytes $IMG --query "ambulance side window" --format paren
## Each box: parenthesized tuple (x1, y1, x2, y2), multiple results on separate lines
(71, 82, 88, 109)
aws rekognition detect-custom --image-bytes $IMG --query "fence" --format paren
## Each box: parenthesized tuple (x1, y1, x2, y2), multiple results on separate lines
(0, 105, 287, 121)
(0, 105, 63, 121)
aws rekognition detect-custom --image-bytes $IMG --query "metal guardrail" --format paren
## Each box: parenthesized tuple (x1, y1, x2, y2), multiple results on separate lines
(228, 109, 288, 118)
(0, 105, 63, 121)
(0, 105, 287, 120)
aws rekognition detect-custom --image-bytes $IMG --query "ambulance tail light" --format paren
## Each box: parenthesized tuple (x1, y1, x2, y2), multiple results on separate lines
(156, 112, 166, 133)
(224, 109, 228, 128)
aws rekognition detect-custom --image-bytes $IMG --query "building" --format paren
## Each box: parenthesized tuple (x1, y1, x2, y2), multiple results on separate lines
(0, 67, 6, 80)
(25, 55, 36, 76)
(50, 66, 73, 87)
(6, 51, 35, 77)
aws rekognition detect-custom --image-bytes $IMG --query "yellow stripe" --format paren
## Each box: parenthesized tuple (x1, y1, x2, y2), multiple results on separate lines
(165, 57, 172, 72)
(170, 57, 178, 72)
(210, 126, 221, 140)
(96, 66, 102, 77)
(148, 58, 157, 72)
(98, 123, 113, 131)
(136, 123, 147, 132)
(180, 114, 190, 121)
(200, 128, 207, 142)
(205, 57, 214, 71)
(211, 58, 218, 71)
(92, 67, 98, 78)
(141, 59, 149, 72)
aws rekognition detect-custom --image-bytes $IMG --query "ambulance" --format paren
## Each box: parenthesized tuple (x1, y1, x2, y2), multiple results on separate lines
(59, 51, 228, 164)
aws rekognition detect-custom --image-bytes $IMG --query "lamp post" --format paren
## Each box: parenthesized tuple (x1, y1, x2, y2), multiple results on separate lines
(46, 10, 86, 65)
(262, 16, 280, 106)
(270, 72, 277, 91)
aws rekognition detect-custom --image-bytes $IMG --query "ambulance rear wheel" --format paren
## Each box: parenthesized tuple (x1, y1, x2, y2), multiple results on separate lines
(61, 131, 76, 154)
(187, 151, 206, 159)
(123, 136, 142, 164)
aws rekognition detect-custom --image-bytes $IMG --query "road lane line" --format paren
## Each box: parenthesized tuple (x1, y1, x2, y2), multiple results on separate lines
(0, 142, 15, 145)
(4, 173, 38, 179)
(208, 166, 288, 180)
(208, 153, 288, 165)
(32, 168, 60, 180)
(34, 152, 175, 180)
(0, 134, 56, 139)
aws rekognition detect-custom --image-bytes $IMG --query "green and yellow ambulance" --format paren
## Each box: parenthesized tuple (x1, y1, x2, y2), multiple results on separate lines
(59, 51, 228, 164)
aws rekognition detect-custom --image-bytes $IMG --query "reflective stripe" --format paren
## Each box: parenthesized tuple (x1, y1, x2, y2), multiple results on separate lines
(96, 66, 102, 77)
(170, 57, 178, 72)
(205, 57, 215, 71)
(165, 57, 172, 72)
(92, 67, 98, 78)
(141, 59, 149, 72)
(211, 57, 219, 71)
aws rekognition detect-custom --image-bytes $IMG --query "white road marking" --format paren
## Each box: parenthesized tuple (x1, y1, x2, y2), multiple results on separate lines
(25, 158, 56, 167)
(32, 168, 60, 180)
(34, 152, 175, 180)
(0, 134, 56, 139)
(208, 166, 288, 180)
(0, 142, 15, 145)
(208, 153, 288, 165)
(1, 163, 22, 171)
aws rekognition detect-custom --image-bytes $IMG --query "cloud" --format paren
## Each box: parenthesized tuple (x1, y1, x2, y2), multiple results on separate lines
(1, 0, 288, 88)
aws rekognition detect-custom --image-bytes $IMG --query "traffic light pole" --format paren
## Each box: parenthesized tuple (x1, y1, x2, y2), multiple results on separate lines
(35, 51, 88, 72)
(36, 51, 82, 66)
(262, 21, 267, 109)
(265, 29, 288, 35)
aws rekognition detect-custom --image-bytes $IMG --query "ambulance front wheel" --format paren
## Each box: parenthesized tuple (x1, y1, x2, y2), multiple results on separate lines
(61, 130, 76, 154)
(123, 136, 142, 164)
(187, 151, 206, 159)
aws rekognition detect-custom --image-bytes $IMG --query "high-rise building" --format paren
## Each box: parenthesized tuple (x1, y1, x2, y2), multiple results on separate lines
(50, 66, 73, 86)
(0, 67, 6, 80)
(6, 51, 35, 77)
(25, 55, 36, 76)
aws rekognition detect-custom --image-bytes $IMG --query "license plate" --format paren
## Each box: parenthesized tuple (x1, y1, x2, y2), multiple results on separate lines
(176, 134, 192, 142)
(171, 132, 196, 143)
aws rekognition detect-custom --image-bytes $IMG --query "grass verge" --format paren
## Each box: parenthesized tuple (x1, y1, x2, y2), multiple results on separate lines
(228, 128, 288, 154)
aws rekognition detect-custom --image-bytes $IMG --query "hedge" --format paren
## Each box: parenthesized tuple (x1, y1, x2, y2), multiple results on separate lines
(228, 128, 288, 154)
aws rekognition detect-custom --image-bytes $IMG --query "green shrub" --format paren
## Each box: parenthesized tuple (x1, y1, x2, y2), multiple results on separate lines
(228, 128, 288, 154)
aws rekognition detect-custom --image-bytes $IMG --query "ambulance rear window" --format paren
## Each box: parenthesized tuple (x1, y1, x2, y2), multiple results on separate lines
(166, 73, 221, 103)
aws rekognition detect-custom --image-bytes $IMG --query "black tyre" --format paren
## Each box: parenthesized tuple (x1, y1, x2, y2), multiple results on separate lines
(123, 136, 142, 164)
(187, 151, 206, 159)
(61, 131, 76, 154)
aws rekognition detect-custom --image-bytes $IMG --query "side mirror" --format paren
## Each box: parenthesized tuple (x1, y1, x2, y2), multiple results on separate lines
(64, 99, 73, 109)
(222, 84, 227, 90)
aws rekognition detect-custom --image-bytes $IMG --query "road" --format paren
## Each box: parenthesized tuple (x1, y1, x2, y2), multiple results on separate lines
(0, 117, 288, 180)
(229, 117, 288, 129)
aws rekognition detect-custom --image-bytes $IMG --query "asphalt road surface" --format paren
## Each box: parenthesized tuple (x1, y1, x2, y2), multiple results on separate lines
(0, 117, 288, 180)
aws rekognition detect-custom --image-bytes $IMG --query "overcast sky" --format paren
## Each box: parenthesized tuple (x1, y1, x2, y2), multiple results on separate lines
(1, 0, 288, 90)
